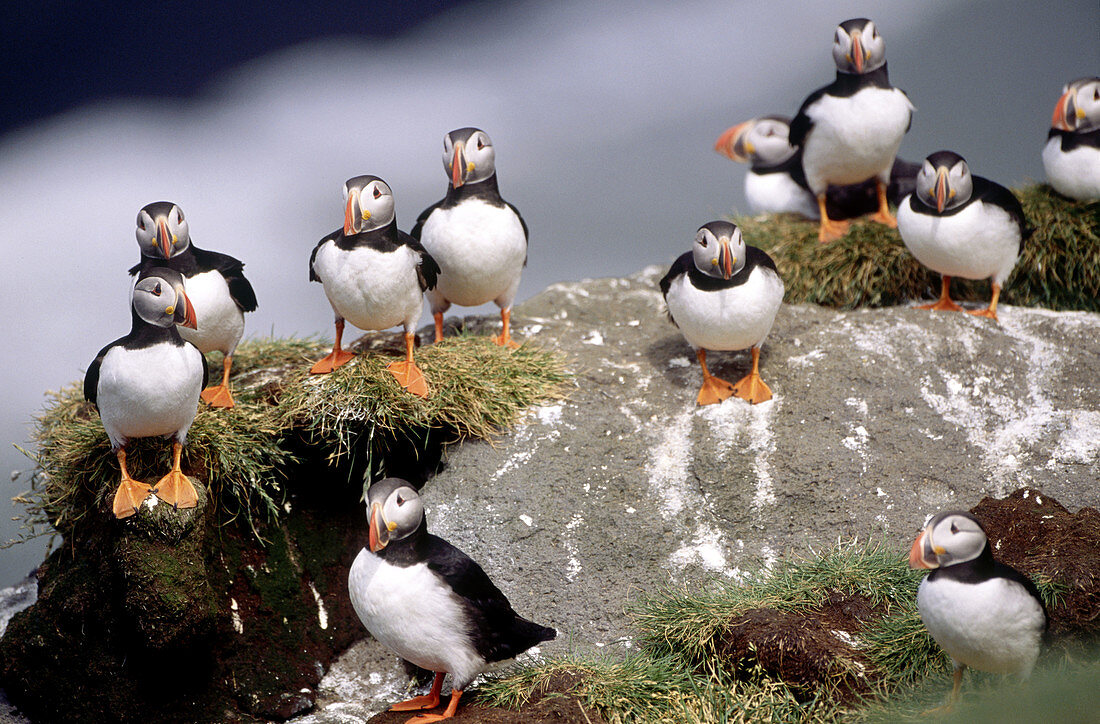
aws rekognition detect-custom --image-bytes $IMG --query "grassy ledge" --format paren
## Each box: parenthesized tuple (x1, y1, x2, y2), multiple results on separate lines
(16, 333, 569, 542)
(738, 184, 1100, 311)
(478, 538, 1094, 724)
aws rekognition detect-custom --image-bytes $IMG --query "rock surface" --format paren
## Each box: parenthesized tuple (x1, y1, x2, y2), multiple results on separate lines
(296, 266, 1100, 722)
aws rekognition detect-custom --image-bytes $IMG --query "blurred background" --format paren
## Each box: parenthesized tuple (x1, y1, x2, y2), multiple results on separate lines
(1, 0, 1097, 585)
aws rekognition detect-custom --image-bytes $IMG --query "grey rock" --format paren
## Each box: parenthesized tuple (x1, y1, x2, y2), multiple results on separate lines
(298, 266, 1100, 721)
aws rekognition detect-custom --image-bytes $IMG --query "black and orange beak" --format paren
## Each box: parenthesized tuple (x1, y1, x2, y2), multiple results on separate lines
(451, 142, 468, 188)
(718, 239, 734, 280)
(850, 33, 864, 74)
(909, 528, 943, 569)
(934, 167, 949, 213)
(171, 286, 198, 329)
(1051, 88, 1076, 131)
(368, 501, 389, 552)
(344, 189, 361, 235)
(715, 121, 753, 162)
(156, 218, 173, 259)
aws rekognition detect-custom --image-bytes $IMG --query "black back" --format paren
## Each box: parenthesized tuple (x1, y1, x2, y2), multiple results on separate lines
(927, 543, 1049, 632)
(308, 218, 440, 291)
(907, 175, 1032, 253)
(410, 173, 529, 259)
(376, 524, 555, 664)
(789, 64, 902, 147)
(130, 243, 258, 313)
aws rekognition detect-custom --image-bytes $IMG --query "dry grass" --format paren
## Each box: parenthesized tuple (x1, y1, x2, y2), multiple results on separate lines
(738, 184, 1100, 311)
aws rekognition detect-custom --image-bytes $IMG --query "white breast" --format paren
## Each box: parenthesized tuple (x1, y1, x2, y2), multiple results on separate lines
(896, 198, 1021, 285)
(801, 87, 913, 193)
(745, 171, 820, 219)
(96, 341, 204, 449)
(348, 549, 485, 687)
(665, 267, 784, 352)
(917, 574, 1044, 676)
(1042, 136, 1100, 201)
(419, 200, 526, 309)
(312, 243, 425, 332)
(177, 270, 246, 356)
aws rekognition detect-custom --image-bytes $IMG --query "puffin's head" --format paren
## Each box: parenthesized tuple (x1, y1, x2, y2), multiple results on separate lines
(136, 201, 191, 260)
(343, 175, 395, 235)
(832, 18, 886, 75)
(915, 151, 973, 213)
(443, 127, 495, 188)
(714, 116, 797, 166)
(133, 267, 197, 329)
(1051, 76, 1100, 133)
(366, 477, 424, 553)
(909, 511, 988, 570)
(692, 221, 746, 281)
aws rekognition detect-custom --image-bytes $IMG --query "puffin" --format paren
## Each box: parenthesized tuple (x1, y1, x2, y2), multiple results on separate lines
(896, 151, 1030, 320)
(130, 202, 257, 409)
(715, 115, 920, 220)
(349, 477, 556, 722)
(309, 175, 440, 398)
(84, 267, 207, 518)
(910, 511, 1047, 712)
(659, 221, 784, 406)
(789, 18, 914, 242)
(411, 127, 529, 348)
(1042, 76, 1100, 201)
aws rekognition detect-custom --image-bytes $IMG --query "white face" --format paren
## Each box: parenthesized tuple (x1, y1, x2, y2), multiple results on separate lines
(832, 19, 886, 74)
(1066, 78, 1100, 131)
(368, 482, 424, 551)
(442, 128, 496, 187)
(915, 513, 987, 568)
(343, 177, 395, 234)
(692, 224, 746, 280)
(915, 156, 972, 212)
(744, 118, 797, 165)
(133, 274, 186, 328)
(135, 203, 190, 259)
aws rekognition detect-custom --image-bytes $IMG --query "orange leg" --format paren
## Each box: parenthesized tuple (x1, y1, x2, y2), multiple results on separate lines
(152, 441, 198, 510)
(922, 666, 965, 715)
(386, 332, 429, 398)
(390, 672, 444, 712)
(868, 179, 897, 227)
(492, 308, 520, 349)
(816, 194, 850, 243)
(200, 355, 236, 408)
(968, 283, 1001, 321)
(433, 311, 445, 343)
(112, 447, 151, 519)
(695, 349, 735, 406)
(731, 347, 773, 404)
(918, 276, 963, 312)
(407, 688, 463, 723)
(310, 318, 356, 374)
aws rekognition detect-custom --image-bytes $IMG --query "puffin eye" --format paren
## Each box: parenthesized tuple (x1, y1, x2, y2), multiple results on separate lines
(373, 186, 382, 199)
(177, 211, 184, 223)
(152, 282, 162, 296)
(477, 137, 485, 150)
(395, 494, 405, 506)
(950, 522, 959, 534)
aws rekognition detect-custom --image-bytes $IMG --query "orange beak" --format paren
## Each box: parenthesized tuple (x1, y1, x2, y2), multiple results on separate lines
(934, 168, 948, 213)
(173, 287, 198, 329)
(344, 189, 359, 236)
(715, 121, 753, 162)
(1051, 89, 1075, 131)
(909, 529, 940, 569)
(156, 218, 173, 259)
(451, 142, 467, 188)
(368, 501, 389, 552)
(718, 239, 734, 280)
(851, 33, 864, 74)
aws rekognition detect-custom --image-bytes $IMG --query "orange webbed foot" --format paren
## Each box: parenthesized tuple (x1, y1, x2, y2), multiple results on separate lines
(491, 332, 521, 350)
(697, 375, 736, 406)
(387, 360, 429, 398)
(152, 470, 198, 510)
(818, 217, 851, 243)
(868, 209, 898, 228)
(389, 694, 441, 712)
(968, 307, 998, 321)
(200, 384, 235, 408)
(112, 478, 152, 519)
(918, 298, 964, 313)
(310, 348, 355, 374)
(732, 373, 773, 404)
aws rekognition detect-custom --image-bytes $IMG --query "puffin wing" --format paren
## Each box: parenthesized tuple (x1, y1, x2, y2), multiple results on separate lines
(973, 177, 1032, 252)
(397, 229, 440, 291)
(659, 252, 694, 300)
(409, 199, 445, 240)
(425, 535, 552, 662)
(788, 86, 829, 148)
(190, 246, 258, 312)
(309, 231, 340, 282)
(83, 339, 122, 408)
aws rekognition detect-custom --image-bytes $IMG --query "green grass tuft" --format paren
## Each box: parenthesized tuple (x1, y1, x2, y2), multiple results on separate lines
(738, 184, 1100, 311)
